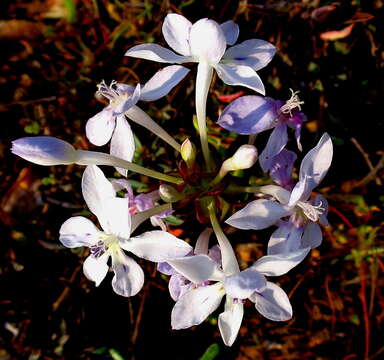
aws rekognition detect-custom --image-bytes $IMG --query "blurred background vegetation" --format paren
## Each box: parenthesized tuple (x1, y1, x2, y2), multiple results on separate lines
(0, 0, 384, 359)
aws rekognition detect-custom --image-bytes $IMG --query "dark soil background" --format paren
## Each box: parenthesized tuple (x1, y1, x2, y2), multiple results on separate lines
(0, 0, 384, 359)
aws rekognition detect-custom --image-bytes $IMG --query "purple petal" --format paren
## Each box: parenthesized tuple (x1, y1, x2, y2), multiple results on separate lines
(224, 268, 267, 299)
(259, 124, 288, 172)
(301, 222, 322, 249)
(267, 221, 304, 255)
(217, 95, 278, 135)
(220, 20, 239, 45)
(269, 149, 297, 190)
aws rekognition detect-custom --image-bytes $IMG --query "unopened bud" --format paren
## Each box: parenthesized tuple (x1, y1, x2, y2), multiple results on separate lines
(181, 138, 196, 168)
(12, 137, 79, 166)
(222, 145, 258, 172)
(159, 184, 183, 203)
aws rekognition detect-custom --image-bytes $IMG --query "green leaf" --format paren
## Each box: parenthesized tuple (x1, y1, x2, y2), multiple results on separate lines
(164, 215, 184, 226)
(199, 343, 220, 360)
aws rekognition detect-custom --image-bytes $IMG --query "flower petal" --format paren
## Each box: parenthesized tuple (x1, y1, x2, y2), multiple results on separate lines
(171, 283, 225, 329)
(289, 133, 333, 204)
(162, 14, 192, 56)
(222, 39, 276, 71)
(267, 221, 304, 255)
(81, 165, 116, 222)
(194, 228, 213, 255)
(101, 197, 131, 239)
(59, 216, 102, 248)
(168, 254, 223, 283)
(224, 268, 267, 299)
(259, 184, 291, 204)
(250, 282, 292, 321)
(226, 199, 291, 230)
(110, 115, 135, 177)
(301, 222, 322, 249)
(269, 149, 297, 190)
(169, 273, 192, 301)
(218, 298, 244, 346)
(83, 253, 109, 287)
(253, 248, 310, 276)
(86, 109, 116, 146)
(140, 65, 190, 102)
(220, 20, 239, 45)
(125, 43, 190, 63)
(217, 95, 278, 135)
(189, 18, 226, 63)
(111, 250, 144, 297)
(259, 124, 288, 172)
(113, 84, 141, 115)
(312, 194, 329, 226)
(215, 63, 265, 94)
(123, 231, 192, 262)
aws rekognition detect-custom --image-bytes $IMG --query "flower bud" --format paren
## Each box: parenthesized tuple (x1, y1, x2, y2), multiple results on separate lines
(222, 145, 258, 172)
(12, 137, 79, 166)
(181, 138, 196, 168)
(159, 184, 183, 203)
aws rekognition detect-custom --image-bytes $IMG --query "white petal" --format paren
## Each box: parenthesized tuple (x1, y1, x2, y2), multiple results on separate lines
(101, 197, 131, 239)
(125, 43, 190, 63)
(189, 18, 226, 63)
(123, 231, 192, 262)
(250, 282, 292, 321)
(267, 222, 303, 255)
(194, 228, 213, 255)
(81, 165, 116, 222)
(168, 254, 223, 283)
(86, 109, 115, 146)
(215, 63, 265, 94)
(259, 185, 291, 204)
(302, 222, 322, 249)
(226, 199, 291, 230)
(224, 268, 266, 299)
(259, 124, 288, 172)
(111, 250, 144, 297)
(59, 216, 102, 248)
(83, 253, 109, 287)
(140, 65, 190, 102)
(218, 298, 244, 346)
(169, 273, 192, 301)
(291, 133, 333, 203)
(171, 283, 225, 329)
(252, 248, 310, 276)
(220, 20, 239, 45)
(162, 14, 192, 56)
(110, 115, 135, 177)
(113, 84, 141, 115)
(223, 39, 276, 70)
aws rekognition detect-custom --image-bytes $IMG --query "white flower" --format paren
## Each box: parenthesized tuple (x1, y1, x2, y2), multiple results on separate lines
(125, 14, 276, 94)
(59, 165, 192, 296)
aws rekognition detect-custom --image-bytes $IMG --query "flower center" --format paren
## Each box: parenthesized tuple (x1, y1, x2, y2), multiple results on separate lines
(296, 200, 324, 222)
(90, 240, 106, 258)
(280, 89, 304, 117)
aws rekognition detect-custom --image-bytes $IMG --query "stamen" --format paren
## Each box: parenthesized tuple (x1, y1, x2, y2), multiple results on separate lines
(96, 80, 120, 102)
(280, 89, 304, 117)
(296, 200, 324, 222)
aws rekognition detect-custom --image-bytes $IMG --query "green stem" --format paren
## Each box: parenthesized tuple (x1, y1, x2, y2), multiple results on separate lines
(126, 105, 181, 152)
(76, 150, 183, 185)
(131, 203, 172, 233)
(224, 184, 261, 194)
(195, 62, 214, 172)
(207, 201, 239, 275)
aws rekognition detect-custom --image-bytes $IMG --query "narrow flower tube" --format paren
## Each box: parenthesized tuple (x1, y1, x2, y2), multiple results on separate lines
(12, 136, 183, 185)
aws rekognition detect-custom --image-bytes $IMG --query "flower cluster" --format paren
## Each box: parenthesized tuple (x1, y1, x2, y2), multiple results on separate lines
(11, 13, 333, 346)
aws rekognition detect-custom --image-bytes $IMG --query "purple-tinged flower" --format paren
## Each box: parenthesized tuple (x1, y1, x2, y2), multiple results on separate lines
(87, 65, 190, 176)
(59, 165, 192, 297)
(226, 133, 332, 257)
(125, 14, 275, 94)
(217, 90, 307, 172)
(269, 149, 297, 191)
(167, 242, 302, 346)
